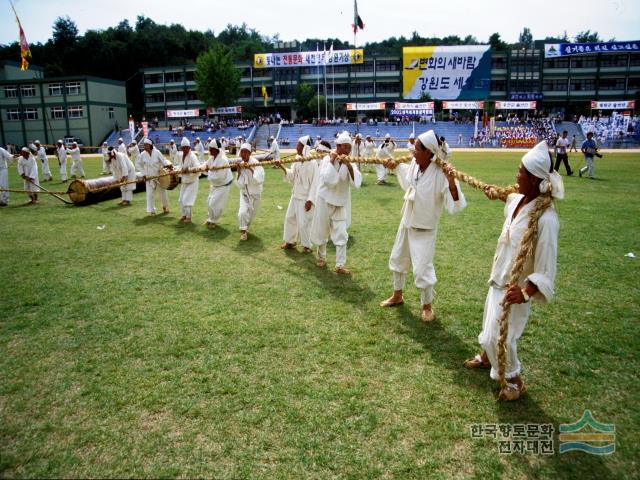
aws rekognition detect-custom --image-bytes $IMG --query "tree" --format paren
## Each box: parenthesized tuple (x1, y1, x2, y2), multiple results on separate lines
(488, 33, 506, 51)
(195, 43, 241, 109)
(575, 30, 602, 43)
(518, 27, 533, 48)
(294, 83, 316, 119)
(52, 16, 79, 47)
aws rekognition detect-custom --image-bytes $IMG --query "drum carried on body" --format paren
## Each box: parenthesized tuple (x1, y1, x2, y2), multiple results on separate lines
(157, 167, 179, 190)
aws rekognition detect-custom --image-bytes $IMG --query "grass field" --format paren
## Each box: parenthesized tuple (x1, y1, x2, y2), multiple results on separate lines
(1, 151, 639, 479)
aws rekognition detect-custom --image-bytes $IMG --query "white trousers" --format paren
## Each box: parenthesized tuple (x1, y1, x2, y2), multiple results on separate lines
(283, 197, 313, 248)
(120, 187, 133, 202)
(311, 198, 349, 267)
(207, 183, 232, 224)
(238, 192, 261, 230)
(388, 225, 438, 305)
(179, 181, 199, 217)
(70, 159, 85, 177)
(145, 179, 169, 213)
(59, 159, 67, 181)
(376, 163, 387, 182)
(0, 168, 8, 203)
(478, 285, 531, 381)
(41, 157, 52, 179)
(579, 157, 595, 178)
(102, 157, 109, 172)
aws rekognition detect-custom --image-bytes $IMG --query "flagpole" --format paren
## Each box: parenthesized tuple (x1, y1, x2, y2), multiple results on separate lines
(323, 42, 328, 120)
(331, 46, 335, 121)
(316, 42, 320, 121)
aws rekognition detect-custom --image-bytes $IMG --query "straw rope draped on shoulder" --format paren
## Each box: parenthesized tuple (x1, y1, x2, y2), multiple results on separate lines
(495, 193, 554, 391)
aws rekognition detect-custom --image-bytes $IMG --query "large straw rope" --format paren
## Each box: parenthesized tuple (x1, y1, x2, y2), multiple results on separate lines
(90, 150, 517, 196)
(496, 193, 553, 392)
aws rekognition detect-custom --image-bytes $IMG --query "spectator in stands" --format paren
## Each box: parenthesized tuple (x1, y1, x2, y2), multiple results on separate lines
(554, 130, 573, 176)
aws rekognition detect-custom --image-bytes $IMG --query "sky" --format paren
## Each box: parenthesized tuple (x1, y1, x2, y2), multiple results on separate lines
(1, 0, 638, 47)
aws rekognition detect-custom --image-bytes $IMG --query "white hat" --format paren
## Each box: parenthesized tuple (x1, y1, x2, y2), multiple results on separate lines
(409, 133, 415, 139)
(118, 137, 123, 142)
(417, 130, 439, 155)
(131, 140, 137, 145)
(336, 131, 351, 145)
(240, 142, 252, 152)
(316, 143, 331, 153)
(34, 140, 40, 144)
(170, 139, 175, 143)
(366, 134, 372, 138)
(143, 138, 153, 145)
(57, 139, 63, 144)
(180, 137, 190, 147)
(102, 142, 108, 145)
(522, 141, 565, 199)
(355, 133, 362, 139)
(209, 139, 222, 150)
(207, 137, 212, 141)
(195, 137, 200, 141)
(298, 135, 311, 145)
(21, 147, 30, 153)
(385, 133, 391, 139)
(316, 135, 321, 139)
(269, 136, 274, 141)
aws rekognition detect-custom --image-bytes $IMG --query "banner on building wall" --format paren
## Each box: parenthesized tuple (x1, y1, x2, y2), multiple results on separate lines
(167, 109, 200, 118)
(346, 102, 386, 111)
(442, 101, 484, 109)
(590, 100, 635, 109)
(254, 49, 364, 69)
(509, 92, 543, 101)
(390, 102, 434, 116)
(207, 106, 243, 115)
(402, 45, 491, 100)
(545, 41, 640, 58)
(495, 101, 537, 109)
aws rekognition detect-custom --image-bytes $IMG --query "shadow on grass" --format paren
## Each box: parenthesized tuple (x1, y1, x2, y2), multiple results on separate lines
(393, 305, 614, 478)
(232, 233, 264, 251)
(194, 224, 231, 241)
(132, 213, 175, 226)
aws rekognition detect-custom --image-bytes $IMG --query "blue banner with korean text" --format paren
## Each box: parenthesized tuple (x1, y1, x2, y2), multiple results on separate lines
(545, 41, 640, 58)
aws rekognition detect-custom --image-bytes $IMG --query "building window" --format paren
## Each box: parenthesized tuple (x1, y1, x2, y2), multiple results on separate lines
(598, 78, 626, 90)
(627, 77, 640, 91)
(108, 107, 115, 119)
(570, 56, 597, 68)
(144, 73, 164, 84)
(376, 60, 400, 71)
(543, 58, 569, 69)
(51, 106, 65, 119)
(491, 79, 507, 91)
(164, 72, 185, 83)
(542, 79, 568, 91)
(67, 105, 84, 118)
(491, 57, 507, 69)
(145, 92, 165, 103)
(21, 85, 36, 97)
(570, 79, 595, 91)
(599, 54, 628, 68)
(4, 85, 18, 98)
(165, 91, 186, 102)
(185, 71, 195, 82)
(23, 108, 38, 120)
(630, 54, 640, 67)
(6, 108, 20, 120)
(48, 83, 64, 96)
(66, 82, 81, 95)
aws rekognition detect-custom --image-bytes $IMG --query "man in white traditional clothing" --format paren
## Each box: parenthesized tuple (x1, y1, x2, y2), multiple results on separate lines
(33, 141, 52, 182)
(17, 147, 39, 204)
(176, 137, 201, 223)
(204, 139, 233, 229)
(406, 132, 416, 155)
(0, 146, 14, 206)
(128, 141, 141, 172)
(100, 142, 110, 175)
(140, 138, 173, 215)
(276, 135, 318, 252)
(313, 135, 322, 149)
(380, 130, 466, 323)
(376, 134, 396, 185)
(67, 142, 85, 179)
(311, 131, 362, 274)
(193, 137, 206, 163)
(56, 140, 68, 183)
(117, 137, 127, 154)
(106, 147, 136, 206)
(168, 140, 179, 165)
(464, 140, 563, 401)
(236, 142, 265, 241)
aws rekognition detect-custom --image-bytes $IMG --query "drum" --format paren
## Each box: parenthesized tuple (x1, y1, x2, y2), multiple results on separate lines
(157, 168, 179, 190)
